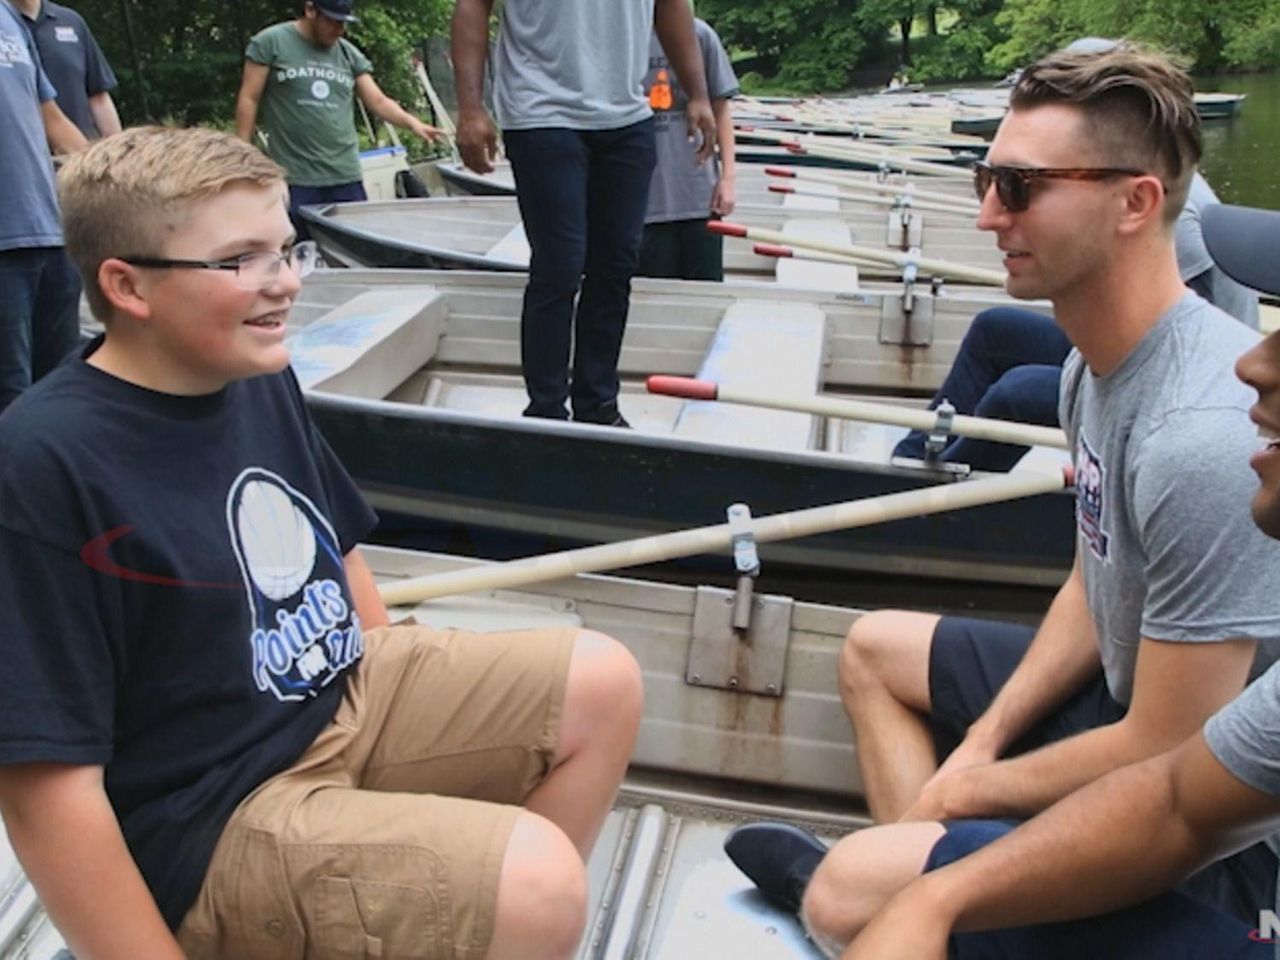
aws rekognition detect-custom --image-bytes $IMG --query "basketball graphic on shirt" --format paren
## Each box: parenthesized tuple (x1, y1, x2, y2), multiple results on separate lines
(236, 479, 317, 601)
(312, 79, 331, 100)
(227, 468, 364, 703)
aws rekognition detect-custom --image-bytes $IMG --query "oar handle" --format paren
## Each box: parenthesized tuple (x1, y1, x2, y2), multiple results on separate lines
(646, 376, 1070, 450)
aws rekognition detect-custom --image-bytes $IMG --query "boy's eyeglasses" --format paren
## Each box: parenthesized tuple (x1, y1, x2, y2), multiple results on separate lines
(971, 161, 1149, 213)
(120, 241, 319, 291)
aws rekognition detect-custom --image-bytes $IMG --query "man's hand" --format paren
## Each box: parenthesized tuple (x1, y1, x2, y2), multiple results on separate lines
(844, 887, 952, 960)
(686, 96, 716, 165)
(900, 763, 988, 822)
(711, 176, 736, 216)
(457, 108, 499, 173)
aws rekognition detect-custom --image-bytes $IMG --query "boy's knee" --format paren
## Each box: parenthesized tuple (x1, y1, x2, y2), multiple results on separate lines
(571, 630, 644, 722)
(495, 813, 588, 954)
(802, 848, 876, 953)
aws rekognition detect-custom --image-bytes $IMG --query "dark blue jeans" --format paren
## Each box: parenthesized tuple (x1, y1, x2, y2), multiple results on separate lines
(926, 820, 1273, 960)
(0, 247, 82, 416)
(504, 119, 657, 421)
(894, 306, 1071, 471)
(288, 180, 367, 241)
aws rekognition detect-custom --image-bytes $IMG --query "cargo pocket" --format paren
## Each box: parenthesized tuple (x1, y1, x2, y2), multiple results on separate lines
(225, 827, 307, 958)
(307, 876, 442, 960)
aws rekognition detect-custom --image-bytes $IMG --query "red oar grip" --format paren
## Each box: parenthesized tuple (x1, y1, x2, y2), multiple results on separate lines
(767, 183, 794, 194)
(764, 166, 796, 178)
(646, 376, 719, 401)
(706, 221, 748, 238)
(753, 243, 793, 258)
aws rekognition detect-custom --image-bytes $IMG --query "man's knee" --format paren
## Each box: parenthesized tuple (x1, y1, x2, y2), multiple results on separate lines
(494, 813, 588, 955)
(977, 365, 1059, 425)
(840, 611, 935, 709)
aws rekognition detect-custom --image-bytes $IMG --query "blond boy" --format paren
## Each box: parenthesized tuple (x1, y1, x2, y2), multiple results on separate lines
(0, 125, 642, 960)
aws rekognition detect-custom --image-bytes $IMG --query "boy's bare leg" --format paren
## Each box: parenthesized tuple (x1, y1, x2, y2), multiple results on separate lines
(801, 821, 947, 955)
(839, 611, 941, 821)
(488, 811, 590, 960)
(525, 630, 644, 856)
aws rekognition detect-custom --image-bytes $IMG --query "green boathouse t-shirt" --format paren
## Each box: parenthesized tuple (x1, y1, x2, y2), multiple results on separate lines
(245, 22, 372, 187)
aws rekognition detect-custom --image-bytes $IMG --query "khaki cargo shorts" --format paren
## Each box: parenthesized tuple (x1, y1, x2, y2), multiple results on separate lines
(177, 622, 577, 960)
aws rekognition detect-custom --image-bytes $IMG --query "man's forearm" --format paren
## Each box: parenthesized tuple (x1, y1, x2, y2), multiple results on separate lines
(713, 98, 735, 178)
(653, 0, 709, 103)
(234, 96, 258, 142)
(452, 0, 493, 114)
(87, 93, 122, 137)
(1, 771, 184, 959)
(967, 562, 1099, 754)
(921, 747, 1234, 933)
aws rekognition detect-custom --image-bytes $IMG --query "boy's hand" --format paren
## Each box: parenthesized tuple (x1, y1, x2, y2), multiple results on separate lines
(458, 108, 499, 173)
(711, 176, 736, 216)
(686, 96, 716, 165)
(409, 118, 447, 144)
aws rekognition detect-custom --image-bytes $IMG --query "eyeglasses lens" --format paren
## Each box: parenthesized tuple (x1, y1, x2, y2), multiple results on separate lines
(234, 243, 317, 290)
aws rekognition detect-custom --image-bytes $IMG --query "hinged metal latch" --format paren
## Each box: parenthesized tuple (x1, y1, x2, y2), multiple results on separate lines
(728, 502, 759, 632)
(924, 399, 956, 463)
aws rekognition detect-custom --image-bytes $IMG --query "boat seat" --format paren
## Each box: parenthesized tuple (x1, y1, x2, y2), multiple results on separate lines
(288, 288, 448, 399)
(775, 218, 859, 294)
(393, 594, 584, 633)
(672, 299, 827, 450)
(485, 222, 531, 266)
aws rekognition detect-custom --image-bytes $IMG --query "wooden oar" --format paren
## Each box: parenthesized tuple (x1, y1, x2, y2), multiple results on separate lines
(378, 467, 1071, 606)
(709, 220, 1007, 286)
(751, 241, 881, 271)
(741, 127, 972, 179)
(767, 183, 976, 218)
(647, 375, 1068, 449)
(765, 166, 979, 209)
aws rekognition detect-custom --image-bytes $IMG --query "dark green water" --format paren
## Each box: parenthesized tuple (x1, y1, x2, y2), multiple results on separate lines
(1197, 72, 1280, 209)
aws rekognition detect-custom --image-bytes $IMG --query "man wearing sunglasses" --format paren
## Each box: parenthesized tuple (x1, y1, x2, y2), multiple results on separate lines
(726, 46, 1280, 956)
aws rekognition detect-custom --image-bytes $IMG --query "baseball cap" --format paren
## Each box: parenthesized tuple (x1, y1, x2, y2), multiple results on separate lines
(312, 0, 359, 22)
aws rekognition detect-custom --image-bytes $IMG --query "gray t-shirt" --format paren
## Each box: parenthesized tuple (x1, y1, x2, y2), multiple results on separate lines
(0, 2, 61, 252)
(1177, 173, 1260, 329)
(495, 0, 655, 131)
(21, 1, 117, 139)
(1205, 664, 1280, 955)
(642, 19, 738, 224)
(1060, 293, 1280, 704)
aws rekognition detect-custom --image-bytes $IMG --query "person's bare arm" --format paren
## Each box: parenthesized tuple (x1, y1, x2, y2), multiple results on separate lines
(709, 97, 736, 216)
(354, 74, 444, 144)
(451, 0, 498, 173)
(234, 61, 269, 142)
(40, 100, 87, 155)
(901, 557, 1099, 816)
(652, 0, 715, 164)
(343, 547, 389, 628)
(87, 91, 121, 137)
(845, 734, 1280, 960)
(0, 763, 185, 960)
(906, 632, 1258, 820)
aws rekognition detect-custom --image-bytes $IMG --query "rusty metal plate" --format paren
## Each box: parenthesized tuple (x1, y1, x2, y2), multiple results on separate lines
(879, 291, 935, 346)
(686, 586, 792, 697)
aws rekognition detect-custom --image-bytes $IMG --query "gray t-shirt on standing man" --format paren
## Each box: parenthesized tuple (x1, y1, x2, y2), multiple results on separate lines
(494, 0, 655, 131)
(642, 18, 738, 224)
(0, 2, 62, 252)
(1060, 292, 1280, 704)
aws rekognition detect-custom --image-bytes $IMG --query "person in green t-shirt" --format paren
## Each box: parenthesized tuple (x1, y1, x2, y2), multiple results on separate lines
(234, 0, 443, 238)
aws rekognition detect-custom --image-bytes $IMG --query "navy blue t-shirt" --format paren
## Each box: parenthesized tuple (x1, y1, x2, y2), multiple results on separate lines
(19, 0, 117, 139)
(0, 341, 378, 927)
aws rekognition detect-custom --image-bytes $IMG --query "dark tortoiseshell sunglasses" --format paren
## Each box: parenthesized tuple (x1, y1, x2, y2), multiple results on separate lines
(972, 161, 1150, 212)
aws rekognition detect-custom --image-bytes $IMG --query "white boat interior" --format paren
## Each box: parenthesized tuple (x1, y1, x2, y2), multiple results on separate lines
(285, 269, 1065, 473)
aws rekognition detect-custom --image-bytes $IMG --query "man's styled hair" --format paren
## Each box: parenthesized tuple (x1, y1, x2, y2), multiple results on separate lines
(1011, 45, 1202, 226)
(58, 126, 286, 320)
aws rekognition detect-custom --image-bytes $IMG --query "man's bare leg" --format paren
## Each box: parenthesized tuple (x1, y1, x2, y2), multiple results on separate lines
(525, 630, 644, 856)
(801, 821, 947, 956)
(840, 611, 941, 821)
(488, 811, 589, 960)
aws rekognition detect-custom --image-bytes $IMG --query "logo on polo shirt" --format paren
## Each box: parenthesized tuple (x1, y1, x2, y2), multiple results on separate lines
(54, 25, 78, 43)
(0, 29, 33, 68)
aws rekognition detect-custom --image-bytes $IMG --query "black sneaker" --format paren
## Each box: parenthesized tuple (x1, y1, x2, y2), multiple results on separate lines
(724, 821, 828, 914)
(574, 405, 631, 428)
